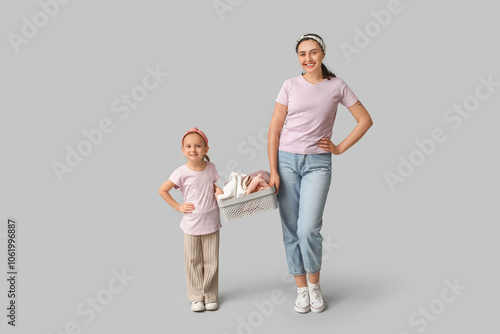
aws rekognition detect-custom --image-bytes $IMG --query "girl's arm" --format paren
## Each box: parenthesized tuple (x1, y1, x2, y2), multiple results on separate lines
(318, 100, 373, 154)
(267, 102, 288, 194)
(159, 180, 194, 213)
(214, 184, 224, 200)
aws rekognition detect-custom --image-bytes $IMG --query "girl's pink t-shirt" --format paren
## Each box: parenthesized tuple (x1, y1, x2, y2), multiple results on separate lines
(169, 162, 221, 235)
(275, 75, 359, 154)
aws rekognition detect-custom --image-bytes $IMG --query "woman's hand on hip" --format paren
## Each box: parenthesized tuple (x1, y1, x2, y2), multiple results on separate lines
(269, 173, 280, 194)
(177, 202, 195, 213)
(318, 137, 342, 155)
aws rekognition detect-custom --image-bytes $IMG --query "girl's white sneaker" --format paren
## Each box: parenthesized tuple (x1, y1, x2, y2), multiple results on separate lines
(205, 302, 219, 311)
(294, 287, 310, 313)
(191, 301, 205, 312)
(308, 282, 325, 313)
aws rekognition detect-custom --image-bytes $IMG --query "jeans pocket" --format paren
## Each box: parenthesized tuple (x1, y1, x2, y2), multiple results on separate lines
(307, 153, 332, 173)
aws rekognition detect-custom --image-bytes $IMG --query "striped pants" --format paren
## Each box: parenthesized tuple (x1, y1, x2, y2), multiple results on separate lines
(184, 230, 219, 303)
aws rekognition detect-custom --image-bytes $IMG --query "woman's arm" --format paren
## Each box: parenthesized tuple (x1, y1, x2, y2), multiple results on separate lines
(159, 180, 194, 213)
(318, 100, 373, 155)
(268, 102, 288, 193)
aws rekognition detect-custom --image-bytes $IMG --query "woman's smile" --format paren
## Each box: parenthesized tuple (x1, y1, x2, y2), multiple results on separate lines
(297, 40, 325, 75)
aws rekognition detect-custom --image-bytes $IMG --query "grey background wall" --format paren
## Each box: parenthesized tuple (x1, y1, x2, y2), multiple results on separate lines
(1, 0, 499, 333)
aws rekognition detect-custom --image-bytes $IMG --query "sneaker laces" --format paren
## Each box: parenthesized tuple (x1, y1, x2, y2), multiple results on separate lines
(298, 288, 308, 300)
(296, 288, 308, 305)
(310, 286, 323, 303)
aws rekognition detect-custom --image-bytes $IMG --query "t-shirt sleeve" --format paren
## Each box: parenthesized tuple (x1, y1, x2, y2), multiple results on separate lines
(168, 168, 181, 190)
(340, 79, 359, 108)
(275, 80, 290, 106)
(211, 163, 220, 183)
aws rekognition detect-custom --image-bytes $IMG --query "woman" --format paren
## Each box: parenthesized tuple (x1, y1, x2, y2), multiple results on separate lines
(268, 33, 373, 313)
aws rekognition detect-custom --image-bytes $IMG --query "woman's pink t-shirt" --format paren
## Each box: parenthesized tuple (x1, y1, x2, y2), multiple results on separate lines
(169, 162, 221, 235)
(275, 75, 359, 154)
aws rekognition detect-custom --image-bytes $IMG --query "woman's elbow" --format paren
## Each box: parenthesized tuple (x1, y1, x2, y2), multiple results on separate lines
(367, 117, 373, 128)
(268, 123, 284, 137)
(363, 114, 373, 129)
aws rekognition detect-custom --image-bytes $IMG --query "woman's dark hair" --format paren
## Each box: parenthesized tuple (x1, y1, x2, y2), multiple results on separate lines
(295, 33, 336, 80)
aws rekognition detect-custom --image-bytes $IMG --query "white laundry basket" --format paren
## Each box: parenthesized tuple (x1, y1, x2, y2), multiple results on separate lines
(218, 186, 278, 222)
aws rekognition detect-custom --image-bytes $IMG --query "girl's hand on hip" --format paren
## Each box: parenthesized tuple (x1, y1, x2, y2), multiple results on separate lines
(177, 202, 195, 213)
(318, 137, 342, 155)
(269, 173, 280, 194)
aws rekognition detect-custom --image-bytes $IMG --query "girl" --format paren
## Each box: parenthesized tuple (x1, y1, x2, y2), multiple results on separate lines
(159, 127, 224, 312)
(268, 34, 373, 313)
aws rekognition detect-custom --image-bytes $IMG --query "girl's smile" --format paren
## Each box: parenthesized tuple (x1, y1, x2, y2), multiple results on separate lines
(182, 133, 209, 164)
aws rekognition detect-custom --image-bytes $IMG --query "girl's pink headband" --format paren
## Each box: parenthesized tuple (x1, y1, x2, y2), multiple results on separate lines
(182, 127, 208, 145)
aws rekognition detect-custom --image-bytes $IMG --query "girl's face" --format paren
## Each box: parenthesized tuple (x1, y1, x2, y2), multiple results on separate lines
(181, 133, 209, 163)
(297, 39, 325, 75)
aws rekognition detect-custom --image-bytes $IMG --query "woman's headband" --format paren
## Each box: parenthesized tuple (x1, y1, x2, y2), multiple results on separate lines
(296, 34, 326, 53)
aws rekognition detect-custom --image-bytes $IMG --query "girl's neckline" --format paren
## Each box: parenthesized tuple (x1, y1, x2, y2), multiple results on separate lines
(185, 161, 208, 172)
(301, 74, 328, 86)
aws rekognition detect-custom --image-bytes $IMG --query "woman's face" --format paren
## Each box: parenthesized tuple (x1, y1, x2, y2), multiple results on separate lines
(297, 39, 325, 75)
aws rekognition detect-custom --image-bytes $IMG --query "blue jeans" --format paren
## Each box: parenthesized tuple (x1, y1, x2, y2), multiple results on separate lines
(277, 150, 332, 276)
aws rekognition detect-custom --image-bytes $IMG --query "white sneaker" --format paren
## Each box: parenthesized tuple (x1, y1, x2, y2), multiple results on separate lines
(191, 301, 205, 312)
(308, 282, 325, 313)
(294, 287, 310, 313)
(205, 301, 219, 311)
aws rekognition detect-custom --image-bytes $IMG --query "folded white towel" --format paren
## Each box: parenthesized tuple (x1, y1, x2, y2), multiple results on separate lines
(217, 172, 247, 201)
